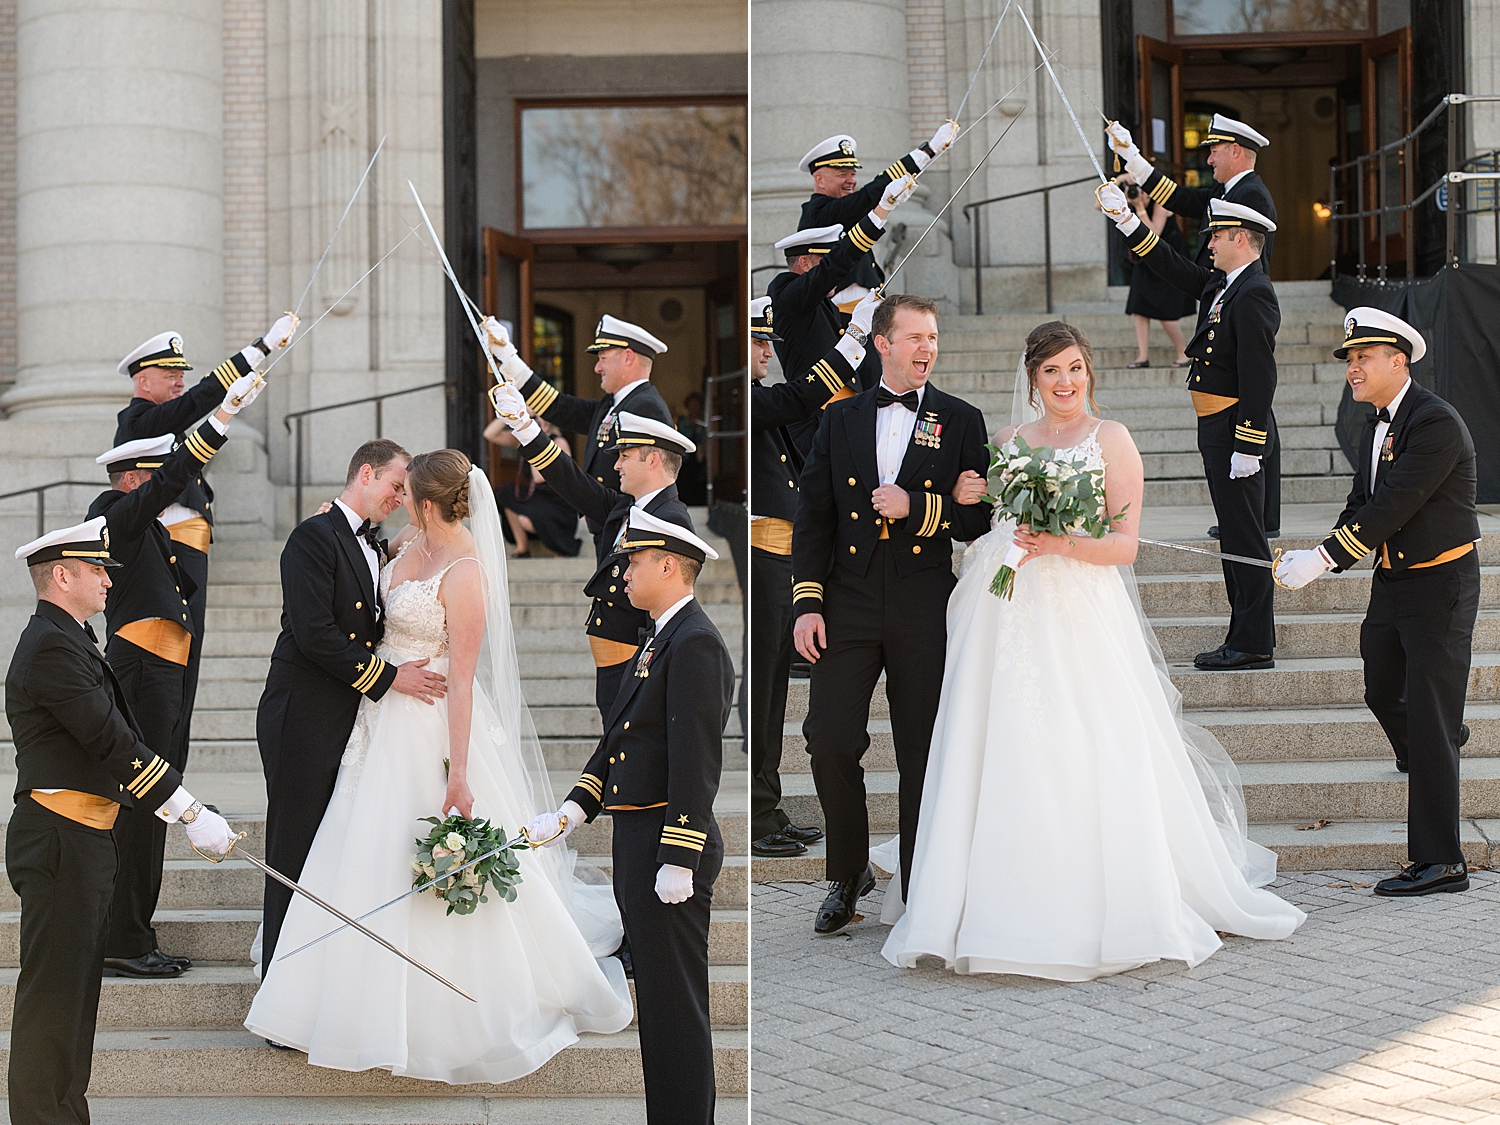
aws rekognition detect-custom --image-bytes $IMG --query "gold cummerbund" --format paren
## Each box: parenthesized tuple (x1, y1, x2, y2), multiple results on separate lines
(1381, 540, 1475, 570)
(1190, 391, 1240, 418)
(750, 518, 793, 555)
(115, 618, 192, 666)
(166, 516, 212, 555)
(589, 636, 639, 668)
(30, 790, 120, 829)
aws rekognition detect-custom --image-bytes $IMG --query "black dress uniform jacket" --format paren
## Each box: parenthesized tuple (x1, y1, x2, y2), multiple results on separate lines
(518, 431, 693, 650)
(513, 374, 672, 534)
(792, 382, 992, 617)
(112, 351, 254, 533)
(799, 150, 923, 290)
(751, 344, 860, 520)
(1321, 380, 1481, 571)
(86, 418, 228, 641)
(1124, 222, 1281, 459)
(769, 212, 888, 399)
(7, 601, 183, 813)
(1134, 166, 1277, 270)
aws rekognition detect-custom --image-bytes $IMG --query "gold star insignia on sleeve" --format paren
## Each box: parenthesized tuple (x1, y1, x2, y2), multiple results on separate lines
(356, 662, 365, 672)
(1352, 523, 1360, 532)
(806, 374, 816, 382)
(678, 814, 689, 825)
(132, 759, 143, 770)
(941, 521, 950, 529)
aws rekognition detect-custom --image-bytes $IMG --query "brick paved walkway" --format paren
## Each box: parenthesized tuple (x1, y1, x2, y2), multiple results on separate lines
(752, 872, 1500, 1124)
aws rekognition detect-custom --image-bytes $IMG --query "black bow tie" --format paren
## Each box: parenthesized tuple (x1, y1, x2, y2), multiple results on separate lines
(356, 519, 385, 556)
(83, 620, 98, 644)
(1202, 274, 1227, 300)
(639, 624, 655, 644)
(1373, 406, 1393, 424)
(876, 386, 919, 412)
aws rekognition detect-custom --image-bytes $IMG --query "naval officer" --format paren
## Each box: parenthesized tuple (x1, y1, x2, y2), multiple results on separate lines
(7, 518, 234, 1125)
(1275, 309, 1481, 897)
(527, 508, 734, 1125)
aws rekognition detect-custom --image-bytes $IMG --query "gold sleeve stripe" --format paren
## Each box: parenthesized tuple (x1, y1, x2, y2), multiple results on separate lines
(883, 162, 905, 180)
(528, 442, 563, 471)
(352, 657, 387, 694)
(792, 581, 824, 600)
(575, 773, 604, 800)
(847, 225, 876, 253)
(211, 360, 238, 390)
(660, 830, 707, 851)
(1133, 230, 1161, 256)
(912, 492, 937, 537)
(525, 382, 559, 414)
(184, 431, 217, 463)
(1333, 525, 1370, 559)
(127, 755, 170, 797)
(1234, 426, 1269, 445)
(1148, 178, 1177, 206)
(663, 825, 707, 841)
(811, 359, 844, 396)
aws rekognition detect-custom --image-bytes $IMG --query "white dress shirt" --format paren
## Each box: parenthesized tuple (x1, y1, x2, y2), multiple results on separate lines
(1222, 168, 1253, 194)
(1371, 378, 1412, 486)
(1207, 260, 1252, 319)
(651, 593, 695, 634)
(876, 381, 924, 484)
(611, 378, 650, 408)
(334, 497, 381, 593)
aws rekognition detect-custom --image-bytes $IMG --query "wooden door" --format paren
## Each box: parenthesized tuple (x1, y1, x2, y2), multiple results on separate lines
(1137, 37, 1184, 176)
(481, 227, 533, 487)
(1361, 27, 1413, 276)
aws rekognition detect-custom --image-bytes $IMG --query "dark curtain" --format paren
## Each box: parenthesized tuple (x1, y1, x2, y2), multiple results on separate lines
(1099, 0, 1135, 289)
(1412, 0, 1466, 276)
(443, 0, 482, 461)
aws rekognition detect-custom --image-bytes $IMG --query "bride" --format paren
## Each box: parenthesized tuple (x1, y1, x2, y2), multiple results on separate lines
(245, 450, 633, 1081)
(882, 321, 1305, 981)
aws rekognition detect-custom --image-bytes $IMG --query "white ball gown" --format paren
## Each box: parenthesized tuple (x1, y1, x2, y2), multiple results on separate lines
(882, 426, 1305, 981)
(245, 474, 633, 1083)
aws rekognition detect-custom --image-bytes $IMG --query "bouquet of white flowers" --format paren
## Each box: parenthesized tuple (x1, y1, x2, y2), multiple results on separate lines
(984, 433, 1125, 600)
(412, 813, 525, 916)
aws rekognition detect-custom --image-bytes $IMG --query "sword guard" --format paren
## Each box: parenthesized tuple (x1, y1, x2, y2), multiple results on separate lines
(189, 831, 247, 865)
(1270, 546, 1292, 590)
(522, 813, 569, 848)
(1096, 181, 1129, 218)
(488, 382, 526, 421)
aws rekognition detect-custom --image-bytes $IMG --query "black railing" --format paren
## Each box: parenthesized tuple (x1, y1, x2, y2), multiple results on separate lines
(962, 175, 1098, 315)
(0, 480, 87, 540)
(1328, 93, 1500, 282)
(283, 382, 446, 522)
(703, 366, 748, 508)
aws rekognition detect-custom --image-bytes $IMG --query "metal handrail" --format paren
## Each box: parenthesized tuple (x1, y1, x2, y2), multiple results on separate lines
(0, 480, 88, 540)
(283, 382, 446, 522)
(1328, 94, 1500, 282)
(962, 175, 1098, 315)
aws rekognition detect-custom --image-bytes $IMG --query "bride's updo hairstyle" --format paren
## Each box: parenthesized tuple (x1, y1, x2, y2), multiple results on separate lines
(1024, 320, 1099, 415)
(407, 449, 472, 526)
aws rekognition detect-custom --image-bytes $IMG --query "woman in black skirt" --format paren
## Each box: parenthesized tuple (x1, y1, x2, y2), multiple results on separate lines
(1116, 173, 1195, 368)
(484, 418, 583, 558)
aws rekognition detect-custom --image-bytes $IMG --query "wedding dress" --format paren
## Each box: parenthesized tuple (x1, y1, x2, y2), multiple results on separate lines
(245, 469, 632, 1083)
(881, 424, 1305, 981)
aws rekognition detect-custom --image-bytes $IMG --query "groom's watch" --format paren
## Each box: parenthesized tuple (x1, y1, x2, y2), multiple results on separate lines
(846, 323, 868, 346)
(179, 800, 206, 825)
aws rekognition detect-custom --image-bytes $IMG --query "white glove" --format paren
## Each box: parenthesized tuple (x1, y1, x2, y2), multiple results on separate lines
(880, 174, 917, 212)
(481, 316, 533, 383)
(849, 289, 880, 338)
(264, 313, 298, 351)
(1274, 547, 1334, 589)
(490, 382, 530, 425)
(184, 806, 235, 856)
(1106, 121, 1139, 158)
(1229, 452, 1262, 479)
(525, 800, 584, 848)
(1098, 183, 1134, 227)
(928, 120, 958, 156)
(655, 863, 695, 904)
(221, 371, 264, 414)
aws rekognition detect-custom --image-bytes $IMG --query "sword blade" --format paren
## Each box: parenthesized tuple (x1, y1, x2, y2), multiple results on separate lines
(295, 135, 387, 316)
(407, 181, 505, 384)
(234, 846, 477, 1002)
(1139, 537, 1277, 570)
(1015, 5, 1107, 183)
(953, 0, 1014, 122)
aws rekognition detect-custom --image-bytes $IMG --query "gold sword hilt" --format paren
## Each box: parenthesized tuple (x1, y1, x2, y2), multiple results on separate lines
(520, 813, 569, 848)
(1270, 546, 1293, 590)
(488, 381, 527, 422)
(189, 831, 248, 865)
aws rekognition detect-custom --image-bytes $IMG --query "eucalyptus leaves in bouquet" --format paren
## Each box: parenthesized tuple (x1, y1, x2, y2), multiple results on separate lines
(412, 814, 525, 916)
(984, 433, 1125, 599)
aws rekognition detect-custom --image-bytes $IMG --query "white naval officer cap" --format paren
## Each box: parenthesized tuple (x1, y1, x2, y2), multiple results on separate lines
(97, 434, 175, 474)
(118, 330, 193, 377)
(16, 514, 120, 568)
(586, 314, 668, 358)
(1206, 198, 1277, 233)
(605, 411, 697, 456)
(617, 507, 718, 563)
(750, 296, 781, 342)
(1200, 114, 1270, 152)
(1335, 307, 1427, 364)
(798, 135, 861, 174)
(774, 224, 843, 258)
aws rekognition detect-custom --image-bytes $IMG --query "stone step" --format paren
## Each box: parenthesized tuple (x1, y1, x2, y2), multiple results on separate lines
(205, 580, 743, 609)
(1144, 475, 1351, 506)
(1149, 611, 1500, 661)
(1142, 448, 1338, 480)
(0, 1027, 748, 1097)
(933, 359, 1330, 394)
(202, 604, 746, 634)
(1133, 567, 1500, 616)
(0, 965, 748, 1031)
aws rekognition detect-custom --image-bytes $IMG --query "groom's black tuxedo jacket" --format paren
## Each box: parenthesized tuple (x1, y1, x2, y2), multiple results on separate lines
(518, 429, 694, 649)
(1320, 380, 1480, 572)
(268, 509, 397, 699)
(565, 599, 734, 871)
(791, 381, 989, 617)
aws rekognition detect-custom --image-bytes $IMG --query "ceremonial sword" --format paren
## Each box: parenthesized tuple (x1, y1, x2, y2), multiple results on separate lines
(190, 833, 477, 1002)
(1138, 538, 1293, 589)
(273, 818, 570, 964)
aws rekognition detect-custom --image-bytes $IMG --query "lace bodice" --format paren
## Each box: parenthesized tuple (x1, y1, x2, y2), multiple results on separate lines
(376, 540, 478, 660)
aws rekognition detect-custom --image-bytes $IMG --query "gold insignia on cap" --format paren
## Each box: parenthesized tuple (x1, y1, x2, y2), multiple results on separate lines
(171, 336, 183, 354)
(840, 139, 853, 156)
(101, 528, 110, 549)
(765, 306, 773, 326)
(1345, 315, 1357, 336)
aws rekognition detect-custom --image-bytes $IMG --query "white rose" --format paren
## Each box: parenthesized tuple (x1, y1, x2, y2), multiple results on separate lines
(431, 845, 450, 860)
(444, 832, 467, 853)
(411, 858, 425, 876)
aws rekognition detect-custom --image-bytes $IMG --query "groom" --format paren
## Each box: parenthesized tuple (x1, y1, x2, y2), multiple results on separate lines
(792, 294, 989, 935)
(256, 439, 447, 969)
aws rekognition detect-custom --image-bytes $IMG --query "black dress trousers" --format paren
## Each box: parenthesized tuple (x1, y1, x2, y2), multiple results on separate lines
(172, 540, 209, 769)
(102, 634, 187, 960)
(1198, 407, 1278, 655)
(611, 808, 721, 1125)
(595, 660, 631, 722)
(750, 548, 795, 840)
(7, 794, 117, 1125)
(1361, 551, 1480, 864)
(804, 542, 954, 897)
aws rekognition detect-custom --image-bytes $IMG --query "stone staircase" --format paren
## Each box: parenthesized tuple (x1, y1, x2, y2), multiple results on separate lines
(755, 285, 1500, 887)
(0, 526, 748, 1123)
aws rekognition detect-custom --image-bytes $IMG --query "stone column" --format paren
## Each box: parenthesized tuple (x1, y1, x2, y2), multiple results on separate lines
(5, 0, 224, 419)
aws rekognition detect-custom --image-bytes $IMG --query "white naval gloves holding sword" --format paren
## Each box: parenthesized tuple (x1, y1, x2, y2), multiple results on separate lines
(1274, 546, 1335, 589)
(156, 786, 235, 855)
(1105, 122, 1156, 185)
(239, 313, 299, 370)
(525, 801, 696, 903)
(910, 120, 959, 170)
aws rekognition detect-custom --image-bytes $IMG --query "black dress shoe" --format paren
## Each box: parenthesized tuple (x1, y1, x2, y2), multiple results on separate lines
(103, 950, 184, 978)
(156, 948, 192, 970)
(781, 824, 825, 845)
(265, 1039, 298, 1051)
(1194, 648, 1274, 671)
(814, 864, 876, 936)
(1374, 861, 1469, 897)
(1194, 643, 1228, 664)
(789, 661, 811, 680)
(752, 830, 807, 858)
(612, 938, 633, 980)
(1396, 758, 1408, 773)
(1208, 525, 1220, 539)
